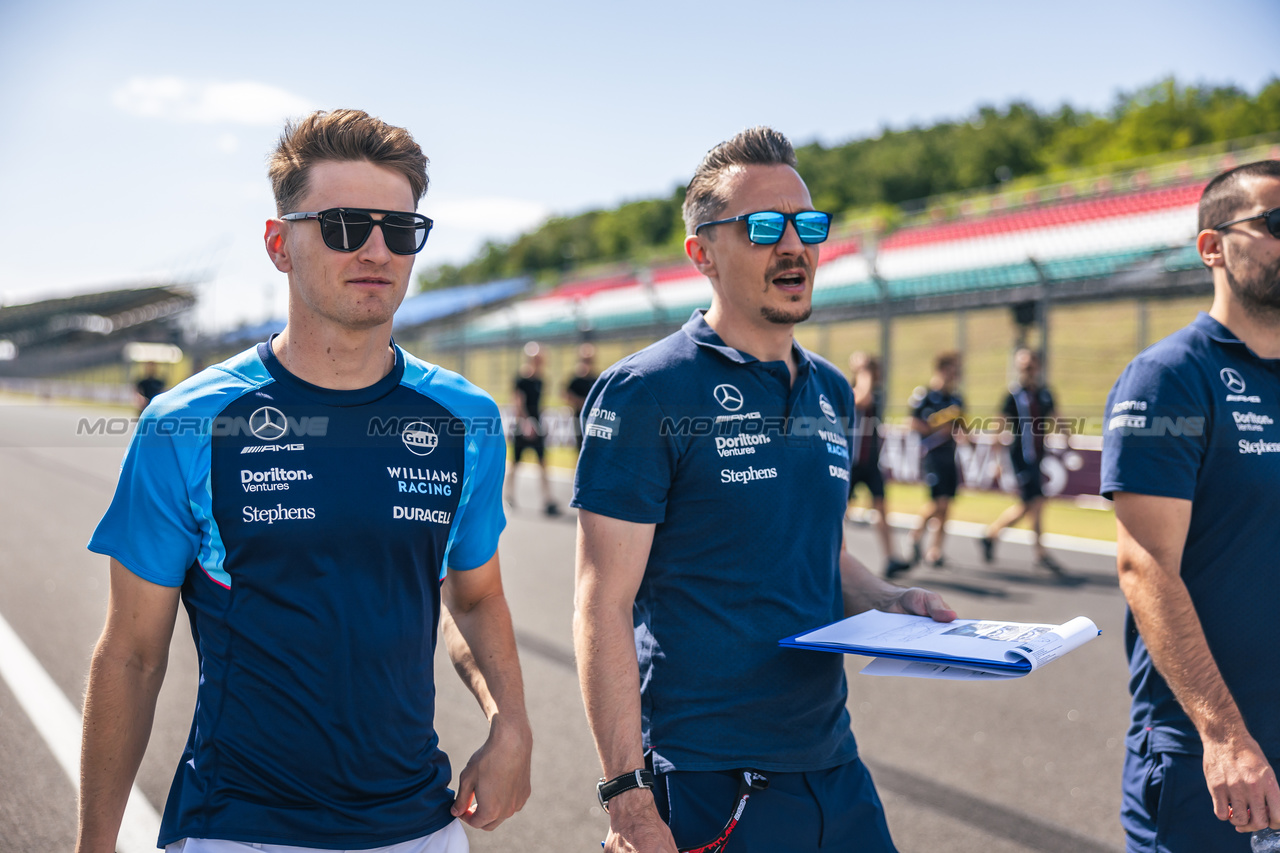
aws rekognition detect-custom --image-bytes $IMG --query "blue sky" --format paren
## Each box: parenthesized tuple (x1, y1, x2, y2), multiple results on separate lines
(1, 0, 1276, 330)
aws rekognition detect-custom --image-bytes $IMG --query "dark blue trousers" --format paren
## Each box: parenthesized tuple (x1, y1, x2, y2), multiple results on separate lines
(653, 757, 897, 852)
(1121, 748, 1258, 852)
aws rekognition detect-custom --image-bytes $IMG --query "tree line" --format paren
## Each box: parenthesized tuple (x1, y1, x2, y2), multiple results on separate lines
(418, 78, 1280, 292)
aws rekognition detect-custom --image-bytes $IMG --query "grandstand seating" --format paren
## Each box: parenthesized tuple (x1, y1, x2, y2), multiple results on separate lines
(448, 177, 1206, 345)
(0, 284, 196, 377)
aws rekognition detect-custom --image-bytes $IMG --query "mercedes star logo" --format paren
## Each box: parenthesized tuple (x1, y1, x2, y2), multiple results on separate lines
(402, 421, 439, 456)
(1220, 367, 1246, 394)
(713, 384, 744, 412)
(249, 406, 288, 441)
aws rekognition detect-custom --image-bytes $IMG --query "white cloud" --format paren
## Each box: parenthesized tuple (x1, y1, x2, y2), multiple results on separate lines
(426, 196, 550, 235)
(216, 133, 239, 153)
(111, 77, 315, 126)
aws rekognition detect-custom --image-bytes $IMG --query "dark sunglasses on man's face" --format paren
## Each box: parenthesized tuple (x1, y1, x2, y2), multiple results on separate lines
(695, 210, 833, 245)
(1214, 206, 1280, 239)
(281, 208, 433, 255)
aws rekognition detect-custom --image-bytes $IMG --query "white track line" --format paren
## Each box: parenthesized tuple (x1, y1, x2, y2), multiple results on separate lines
(851, 507, 1118, 557)
(0, 610, 162, 853)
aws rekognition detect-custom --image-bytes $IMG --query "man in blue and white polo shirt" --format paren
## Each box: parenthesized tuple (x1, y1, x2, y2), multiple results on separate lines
(77, 110, 531, 853)
(1102, 159, 1280, 852)
(572, 127, 955, 853)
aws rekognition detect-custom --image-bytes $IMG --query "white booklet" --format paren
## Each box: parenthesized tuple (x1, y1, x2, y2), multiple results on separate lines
(778, 611, 1100, 680)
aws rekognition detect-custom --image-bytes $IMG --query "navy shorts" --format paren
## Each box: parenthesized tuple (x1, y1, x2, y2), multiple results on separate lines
(922, 455, 958, 499)
(849, 461, 886, 499)
(512, 432, 546, 463)
(1121, 747, 1255, 852)
(1011, 459, 1044, 503)
(653, 757, 897, 853)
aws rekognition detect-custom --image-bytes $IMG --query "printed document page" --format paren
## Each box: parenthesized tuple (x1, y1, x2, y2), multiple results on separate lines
(780, 611, 1099, 678)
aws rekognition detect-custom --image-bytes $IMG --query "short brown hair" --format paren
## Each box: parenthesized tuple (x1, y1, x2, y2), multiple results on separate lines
(682, 126, 798, 236)
(1198, 159, 1280, 232)
(268, 109, 429, 215)
(935, 351, 961, 372)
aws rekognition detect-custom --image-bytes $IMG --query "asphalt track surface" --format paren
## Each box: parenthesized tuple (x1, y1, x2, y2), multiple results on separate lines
(0, 395, 1132, 852)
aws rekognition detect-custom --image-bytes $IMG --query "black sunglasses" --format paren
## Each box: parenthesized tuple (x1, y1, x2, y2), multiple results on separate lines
(281, 208, 433, 255)
(695, 210, 832, 245)
(1213, 206, 1280, 239)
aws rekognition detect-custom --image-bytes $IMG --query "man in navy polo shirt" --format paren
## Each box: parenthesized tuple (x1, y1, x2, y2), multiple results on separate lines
(77, 110, 532, 853)
(572, 127, 955, 853)
(1102, 159, 1280, 852)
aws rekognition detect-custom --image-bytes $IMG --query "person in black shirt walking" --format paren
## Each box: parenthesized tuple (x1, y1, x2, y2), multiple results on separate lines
(981, 348, 1065, 575)
(908, 352, 966, 568)
(846, 352, 911, 577)
(563, 344, 599, 453)
(506, 341, 559, 515)
(134, 362, 166, 414)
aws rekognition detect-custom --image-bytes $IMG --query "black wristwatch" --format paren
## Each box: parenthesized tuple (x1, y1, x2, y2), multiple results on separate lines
(597, 769, 655, 812)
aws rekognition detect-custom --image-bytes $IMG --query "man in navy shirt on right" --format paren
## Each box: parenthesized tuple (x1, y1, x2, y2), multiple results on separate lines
(1102, 159, 1280, 851)
(572, 127, 954, 853)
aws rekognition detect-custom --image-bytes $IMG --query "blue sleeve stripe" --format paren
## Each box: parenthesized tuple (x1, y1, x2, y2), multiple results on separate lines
(398, 348, 505, 574)
(441, 435, 481, 578)
(190, 453, 231, 588)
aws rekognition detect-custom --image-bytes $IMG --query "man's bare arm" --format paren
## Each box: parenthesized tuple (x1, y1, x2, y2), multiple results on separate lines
(573, 510, 678, 853)
(441, 551, 533, 832)
(839, 536, 956, 622)
(76, 559, 180, 853)
(1115, 492, 1280, 832)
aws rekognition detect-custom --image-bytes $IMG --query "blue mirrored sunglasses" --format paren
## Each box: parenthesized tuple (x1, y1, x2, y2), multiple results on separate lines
(695, 210, 833, 245)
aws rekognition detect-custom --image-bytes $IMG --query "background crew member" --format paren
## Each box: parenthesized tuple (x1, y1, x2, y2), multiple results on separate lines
(134, 361, 166, 413)
(505, 341, 559, 516)
(1102, 159, 1280, 852)
(77, 110, 532, 853)
(564, 343, 599, 452)
(846, 352, 911, 577)
(572, 126, 954, 853)
(981, 347, 1066, 576)
(908, 352, 966, 569)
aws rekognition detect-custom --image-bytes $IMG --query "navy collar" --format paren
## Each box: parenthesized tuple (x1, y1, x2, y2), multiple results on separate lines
(681, 309, 812, 373)
(1190, 311, 1280, 369)
(259, 334, 405, 406)
(1192, 312, 1247, 347)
